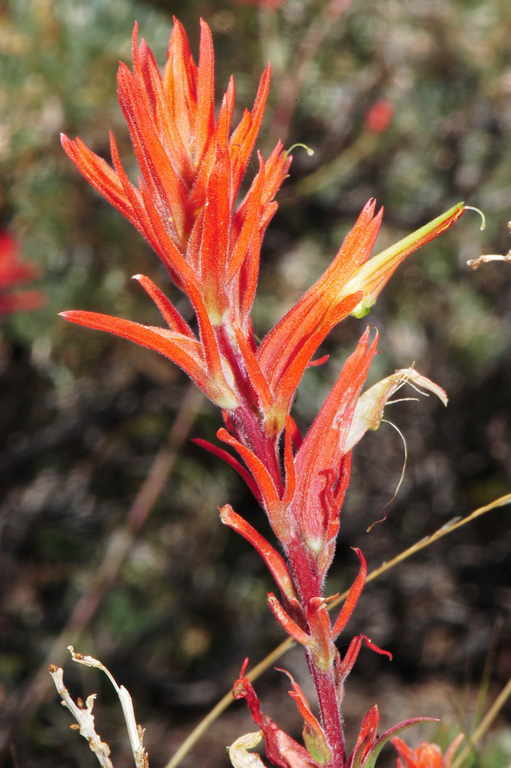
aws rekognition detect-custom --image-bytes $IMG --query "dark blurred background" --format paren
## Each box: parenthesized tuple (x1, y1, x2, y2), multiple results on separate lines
(1, 0, 510, 766)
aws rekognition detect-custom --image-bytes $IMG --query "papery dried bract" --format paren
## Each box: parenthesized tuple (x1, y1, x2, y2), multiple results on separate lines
(345, 367, 448, 452)
(228, 731, 268, 768)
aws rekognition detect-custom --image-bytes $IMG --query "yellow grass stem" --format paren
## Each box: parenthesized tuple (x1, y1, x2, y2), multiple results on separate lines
(452, 676, 511, 767)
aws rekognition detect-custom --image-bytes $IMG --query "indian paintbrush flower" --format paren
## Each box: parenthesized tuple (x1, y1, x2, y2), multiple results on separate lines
(59, 18, 463, 445)
(60, 17, 467, 768)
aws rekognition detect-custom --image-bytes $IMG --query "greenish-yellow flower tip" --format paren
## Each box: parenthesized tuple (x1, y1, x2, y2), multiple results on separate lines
(351, 297, 376, 319)
(349, 201, 466, 319)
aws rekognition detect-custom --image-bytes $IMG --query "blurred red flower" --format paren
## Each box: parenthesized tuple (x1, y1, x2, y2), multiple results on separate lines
(0, 231, 44, 315)
(365, 99, 394, 134)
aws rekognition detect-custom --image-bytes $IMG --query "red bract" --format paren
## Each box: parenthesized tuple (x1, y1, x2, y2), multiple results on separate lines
(0, 231, 43, 315)
(346, 708, 438, 768)
(392, 734, 464, 768)
(60, 17, 467, 768)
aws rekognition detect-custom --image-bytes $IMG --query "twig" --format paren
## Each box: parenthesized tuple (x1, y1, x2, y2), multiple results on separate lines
(50, 646, 153, 768)
(467, 251, 511, 270)
(164, 492, 511, 768)
(49, 665, 114, 768)
(67, 646, 149, 768)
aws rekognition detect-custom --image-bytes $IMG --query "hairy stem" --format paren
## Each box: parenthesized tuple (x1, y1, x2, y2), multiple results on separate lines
(307, 653, 345, 767)
(287, 537, 345, 765)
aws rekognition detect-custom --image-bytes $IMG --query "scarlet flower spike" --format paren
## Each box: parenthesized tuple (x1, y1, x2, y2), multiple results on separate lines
(61, 19, 289, 412)
(60, 21, 470, 767)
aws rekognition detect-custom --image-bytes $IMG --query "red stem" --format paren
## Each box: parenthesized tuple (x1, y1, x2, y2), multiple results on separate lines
(286, 538, 346, 767)
(307, 654, 345, 768)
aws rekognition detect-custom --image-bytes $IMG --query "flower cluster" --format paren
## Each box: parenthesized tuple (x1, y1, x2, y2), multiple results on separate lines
(61, 18, 465, 768)
(0, 231, 43, 315)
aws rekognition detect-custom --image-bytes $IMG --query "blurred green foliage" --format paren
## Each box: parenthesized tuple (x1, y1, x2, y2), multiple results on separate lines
(1, 0, 510, 766)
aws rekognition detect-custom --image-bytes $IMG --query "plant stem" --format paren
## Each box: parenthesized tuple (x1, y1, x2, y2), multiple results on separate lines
(307, 652, 345, 767)
(287, 540, 346, 766)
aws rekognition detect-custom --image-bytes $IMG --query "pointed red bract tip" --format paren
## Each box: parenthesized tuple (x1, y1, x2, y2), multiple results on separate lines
(239, 657, 250, 678)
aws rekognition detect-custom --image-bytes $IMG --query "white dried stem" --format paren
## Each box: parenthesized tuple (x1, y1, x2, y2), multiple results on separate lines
(49, 665, 113, 768)
(467, 251, 511, 270)
(67, 646, 149, 768)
